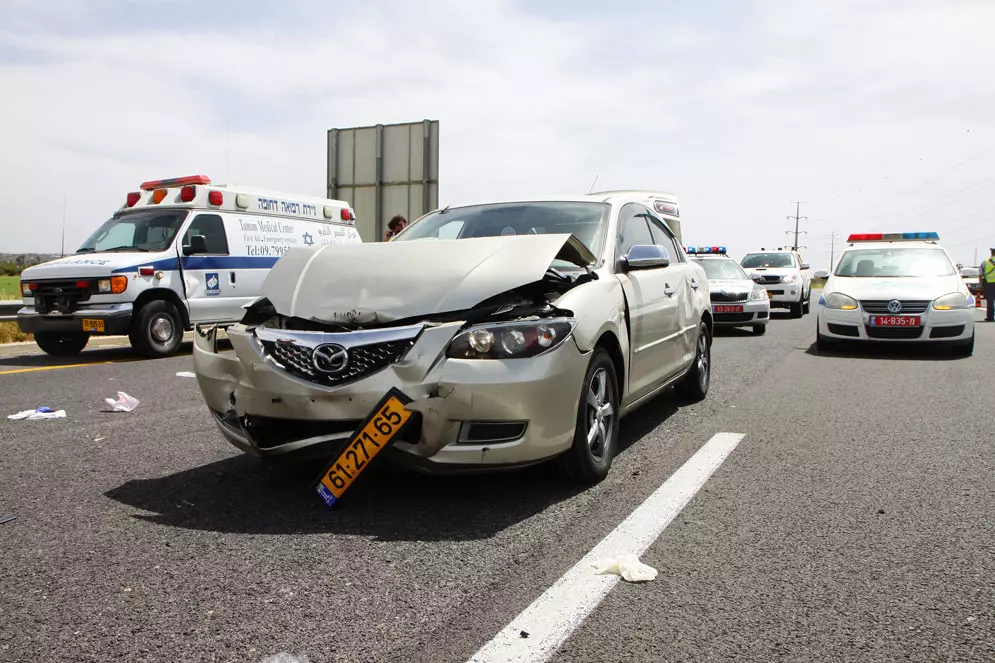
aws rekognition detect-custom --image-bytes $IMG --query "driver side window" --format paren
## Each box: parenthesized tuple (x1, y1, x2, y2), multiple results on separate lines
(616, 204, 653, 261)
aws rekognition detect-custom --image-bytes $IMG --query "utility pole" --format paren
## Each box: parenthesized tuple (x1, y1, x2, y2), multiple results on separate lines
(61, 197, 67, 258)
(829, 231, 839, 271)
(787, 201, 807, 250)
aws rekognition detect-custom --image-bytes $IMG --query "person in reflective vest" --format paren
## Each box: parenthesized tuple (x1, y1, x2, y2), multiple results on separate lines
(982, 247, 995, 322)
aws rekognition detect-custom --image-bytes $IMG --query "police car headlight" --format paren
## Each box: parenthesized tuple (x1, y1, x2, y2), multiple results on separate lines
(933, 292, 973, 310)
(447, 319, 575, 359)
(749, 287, 768, 301)
(781, 275, 796, 284)
(825, 292, 858, 310)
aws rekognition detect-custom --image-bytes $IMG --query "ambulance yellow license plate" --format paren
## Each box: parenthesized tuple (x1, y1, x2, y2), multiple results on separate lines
(316, 389, 413, 507)
(82, 318, 105, 332)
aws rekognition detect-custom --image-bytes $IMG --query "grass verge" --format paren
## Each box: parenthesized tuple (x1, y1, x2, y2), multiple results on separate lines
(0, 321, 31, 344)
(0, 275, 21, 300)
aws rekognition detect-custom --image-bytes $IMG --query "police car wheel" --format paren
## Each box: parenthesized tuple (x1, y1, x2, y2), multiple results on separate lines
(816, 332, 837, 353)
(951, 334, 974, 357)
(558, 347, 620, 485)
(130, 300, 183, 358)
(753, 324, 766, 336)
(34, 332, 89, 357)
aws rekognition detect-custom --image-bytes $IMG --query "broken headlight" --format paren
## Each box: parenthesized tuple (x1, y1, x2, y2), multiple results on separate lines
(446, 319, 576, 359)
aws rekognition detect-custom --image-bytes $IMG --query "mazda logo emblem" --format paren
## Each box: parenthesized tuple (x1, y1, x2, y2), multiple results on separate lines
(312, 344, 349, 374)
(886, 299, 902, 314)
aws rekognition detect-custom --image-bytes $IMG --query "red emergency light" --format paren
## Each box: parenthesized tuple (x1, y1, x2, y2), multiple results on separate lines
(208, 191, 223, 206)
(140, 175, 212, 191)
(847, 233, 883, 242)
(126, 192, 141, 207)
(340, 208, 354, 221)
(179, 186, 197, 202)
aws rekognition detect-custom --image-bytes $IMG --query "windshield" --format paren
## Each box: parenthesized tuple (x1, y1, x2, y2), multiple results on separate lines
(835, 247, 956, 278)
(742, 252, 795, 268)
(694, 258, 749, 280)
(395, 202, 610, 267)
(77, 209, 189, 253)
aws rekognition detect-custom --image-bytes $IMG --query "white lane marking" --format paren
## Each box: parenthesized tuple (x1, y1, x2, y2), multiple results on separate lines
(467, 432, 745, 663)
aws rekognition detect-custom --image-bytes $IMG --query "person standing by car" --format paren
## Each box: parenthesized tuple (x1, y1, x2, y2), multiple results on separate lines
(981, 247, 995, 322)
(383, 215, 407, 241)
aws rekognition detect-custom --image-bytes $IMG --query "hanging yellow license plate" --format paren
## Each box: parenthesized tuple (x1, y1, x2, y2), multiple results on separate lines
(315, 388, 413, 507)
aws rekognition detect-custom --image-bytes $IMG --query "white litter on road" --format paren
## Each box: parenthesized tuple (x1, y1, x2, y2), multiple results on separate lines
(594, 554, 658, 583)
(104, 392, 140, 412)
(261, 654, 310, 663)
(466, 431, 746, 663)
(8, 408, 67, 421)
(175, 371, 197, 378)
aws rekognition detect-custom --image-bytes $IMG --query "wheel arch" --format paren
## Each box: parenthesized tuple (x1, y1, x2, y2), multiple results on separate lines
(132, 288, 190, 329)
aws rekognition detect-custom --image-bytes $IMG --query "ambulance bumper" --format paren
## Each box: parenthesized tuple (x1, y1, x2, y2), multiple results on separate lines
(17, 303, 134, 335)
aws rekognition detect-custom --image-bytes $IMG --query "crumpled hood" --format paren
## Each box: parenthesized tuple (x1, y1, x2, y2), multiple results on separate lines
(827, 274, 967, 300)
(262, 234, 597, 324)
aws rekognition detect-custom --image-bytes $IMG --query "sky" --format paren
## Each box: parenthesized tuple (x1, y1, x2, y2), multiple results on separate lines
(1, 0, 994, 271)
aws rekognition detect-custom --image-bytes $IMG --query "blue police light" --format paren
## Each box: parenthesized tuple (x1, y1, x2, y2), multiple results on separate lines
(700, 246, 713, 254)
(901, 232, 939, 240)
(719, 246, 727, 253)
(686, 246, 696, 254)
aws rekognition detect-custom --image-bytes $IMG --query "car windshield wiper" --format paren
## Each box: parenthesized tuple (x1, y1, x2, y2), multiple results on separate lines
(102, 245, 151, 252)
(75, 248, 95, 253)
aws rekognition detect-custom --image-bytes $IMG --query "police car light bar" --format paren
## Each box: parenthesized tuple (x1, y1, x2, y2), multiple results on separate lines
(140, 175, 212, 191)
(685, 245, 727, 255)
(847, 232, 939, 242)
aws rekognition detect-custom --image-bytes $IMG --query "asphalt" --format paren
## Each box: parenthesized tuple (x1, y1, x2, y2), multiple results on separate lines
(0, 310, 992, 663)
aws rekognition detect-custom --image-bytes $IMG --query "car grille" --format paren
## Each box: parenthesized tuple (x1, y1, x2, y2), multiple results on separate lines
(715, 312, 754, 323)
(758, 275, 782, 284)
(866, 326, 924, 340)
(711, 291, 750, 303)
(261, 339, 415, 388)
(860, 300, 930, 314)
(31, 279, 92, 314)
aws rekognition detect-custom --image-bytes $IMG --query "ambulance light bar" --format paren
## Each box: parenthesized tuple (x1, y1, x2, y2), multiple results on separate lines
(684, 245, 727, 255)
(140, 175, 212, 190)
(847, 232, 939, 242)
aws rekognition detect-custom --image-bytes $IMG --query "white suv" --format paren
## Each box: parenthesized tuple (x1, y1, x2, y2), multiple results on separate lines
(741, 249, 812, 318)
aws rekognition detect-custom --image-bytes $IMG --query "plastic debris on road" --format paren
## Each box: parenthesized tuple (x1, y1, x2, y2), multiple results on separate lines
(0, 515, 17, 525)
(8, 407, 67, 421)
(261, 654, 310, 663)
(594, 554, 659, 583)
(104, 392, 140, 412)
(175, 371, 196, 378)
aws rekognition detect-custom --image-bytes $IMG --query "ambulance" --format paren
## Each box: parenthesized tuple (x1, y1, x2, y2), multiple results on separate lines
(17, 175, 361, 358)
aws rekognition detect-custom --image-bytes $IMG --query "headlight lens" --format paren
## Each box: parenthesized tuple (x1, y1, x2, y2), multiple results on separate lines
(20, 282, 32, 297)
(98, 276, 128, 294)
(749, 287, 768, 301)
(825, 292, 858, 310)
(447, 319, 575, 359)
(781, 274, 796, 284)
(933, 292, 973, 310)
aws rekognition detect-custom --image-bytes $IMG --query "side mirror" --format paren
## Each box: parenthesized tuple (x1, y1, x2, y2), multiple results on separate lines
(813, 269, 829, 279)
(184, 235, 209, 256)
(622, 245, 671, 271)
(800, 263, 810, 270)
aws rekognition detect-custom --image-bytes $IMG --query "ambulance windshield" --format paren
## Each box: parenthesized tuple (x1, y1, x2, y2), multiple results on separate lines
(77, 209, 189, 254)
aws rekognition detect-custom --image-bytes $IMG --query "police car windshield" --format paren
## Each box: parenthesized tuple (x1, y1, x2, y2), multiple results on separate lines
(835, 248, 956, 278)
(741, 253, 795, 268)
(78, 210, 189, 254)
(395, 202, 610, 267)
(695, 258, 749, 280)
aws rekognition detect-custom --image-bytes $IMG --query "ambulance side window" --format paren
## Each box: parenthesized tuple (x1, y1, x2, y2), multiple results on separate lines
(183, 215, 229, 255)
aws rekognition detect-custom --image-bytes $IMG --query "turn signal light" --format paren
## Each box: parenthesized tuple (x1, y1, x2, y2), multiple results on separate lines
(98, 276, 129, 294)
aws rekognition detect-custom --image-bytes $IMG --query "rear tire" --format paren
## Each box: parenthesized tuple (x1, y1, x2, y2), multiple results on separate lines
(558, 347, 620, 485)
(129, 300, 184, 358)
(951, 334, 974, 357)
(677, 320, 711, 401)
(753, 324, 766, 336)
(34, 332, 89, 357)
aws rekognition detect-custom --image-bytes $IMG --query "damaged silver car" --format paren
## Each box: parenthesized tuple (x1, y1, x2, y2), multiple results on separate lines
(192, 194, 713, 484)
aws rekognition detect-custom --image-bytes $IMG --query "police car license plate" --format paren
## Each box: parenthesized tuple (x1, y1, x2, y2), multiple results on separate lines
(713, 305, 743, 313)
(315, 389, 413, 507)
(82, 318, 104, 332)
(869, 315, 920, 327)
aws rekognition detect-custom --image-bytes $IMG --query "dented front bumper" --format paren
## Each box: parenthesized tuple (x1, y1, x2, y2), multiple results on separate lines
(192, 322, 589, 469)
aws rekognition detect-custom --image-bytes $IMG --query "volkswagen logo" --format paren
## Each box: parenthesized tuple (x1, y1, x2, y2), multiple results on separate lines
(312, 343, 349, 374)
(886, 299, 903, 314)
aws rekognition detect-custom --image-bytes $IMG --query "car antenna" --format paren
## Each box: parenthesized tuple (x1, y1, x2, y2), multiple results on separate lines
(587, 173, 599, 194)
(439, 204, 451, 214)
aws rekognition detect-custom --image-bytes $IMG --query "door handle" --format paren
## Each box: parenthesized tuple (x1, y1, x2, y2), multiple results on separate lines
(664, 285, 676, 296)
(229, 271, 236, 284)
(690, 279, 699, 290)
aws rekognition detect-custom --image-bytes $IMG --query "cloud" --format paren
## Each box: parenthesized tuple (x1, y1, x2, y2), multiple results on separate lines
(1, 0, 994, 267)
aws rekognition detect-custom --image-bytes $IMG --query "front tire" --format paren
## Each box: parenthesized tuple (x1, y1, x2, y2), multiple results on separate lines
(34, 331, 89, 357)
(129, 300, 184, 358)
(677, 320, 711, 401)
(558, 347, 620, 485)
(951, 334, 974, 357)
(753, 324, 767, 336)
(790, 298, 804, 318)
(816, 331, 838, 353)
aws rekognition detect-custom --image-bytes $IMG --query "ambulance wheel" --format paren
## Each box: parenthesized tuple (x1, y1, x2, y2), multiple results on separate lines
(34, 332, 89, 357)
(130, 300, 183, 358)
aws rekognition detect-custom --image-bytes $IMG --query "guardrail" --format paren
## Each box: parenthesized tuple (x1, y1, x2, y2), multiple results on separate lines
(0, 300, 22, 322)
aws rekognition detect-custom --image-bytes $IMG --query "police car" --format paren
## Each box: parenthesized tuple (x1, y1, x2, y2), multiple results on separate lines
(816, 232, 975, 356)
(18, 175, 361, 358)
(688, 246, 771, 335)
(741, 247, 812, 318)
